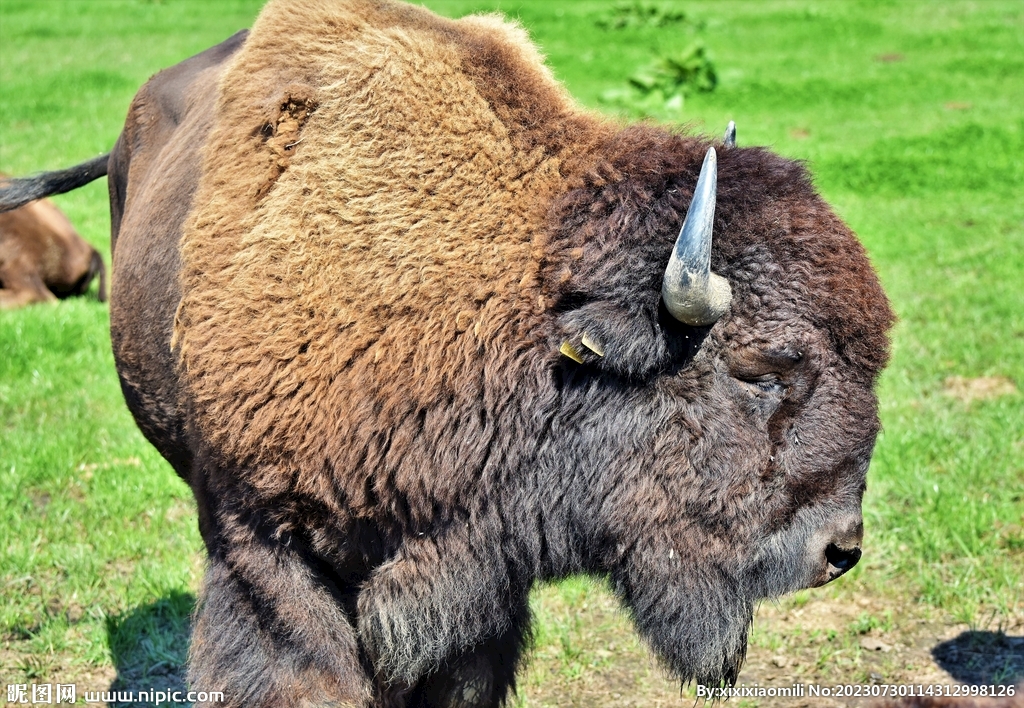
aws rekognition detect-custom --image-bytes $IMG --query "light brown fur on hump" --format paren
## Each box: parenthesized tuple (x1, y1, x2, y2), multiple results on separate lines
(175, 0, 605, 481)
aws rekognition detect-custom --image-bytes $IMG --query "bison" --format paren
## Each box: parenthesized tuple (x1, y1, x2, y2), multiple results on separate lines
(0, 186, 106, 309)
(1, 0, 895, 706)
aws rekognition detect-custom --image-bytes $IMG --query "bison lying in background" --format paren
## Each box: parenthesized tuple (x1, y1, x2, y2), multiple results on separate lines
(1, 0, 894, 706)
(0, 189, 105, 309)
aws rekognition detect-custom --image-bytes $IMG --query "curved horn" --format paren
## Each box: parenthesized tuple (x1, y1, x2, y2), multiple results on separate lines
(724, 120, 736, 147)
(661, 147, 732, 326)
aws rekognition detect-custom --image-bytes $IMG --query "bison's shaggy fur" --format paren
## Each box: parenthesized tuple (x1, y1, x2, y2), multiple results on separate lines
(91, 0, 895, 705)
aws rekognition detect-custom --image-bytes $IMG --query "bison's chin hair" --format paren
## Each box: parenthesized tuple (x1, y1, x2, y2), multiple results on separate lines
(615, 564, 754, 688)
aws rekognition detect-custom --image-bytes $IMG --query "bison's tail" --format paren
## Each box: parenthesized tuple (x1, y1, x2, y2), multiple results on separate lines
(0, 153, 110, 213)
(91, 250, 108, 303)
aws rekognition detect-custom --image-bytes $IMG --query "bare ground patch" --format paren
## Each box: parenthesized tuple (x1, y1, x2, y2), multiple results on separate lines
(517, 583, 1024, 707)
(0, 635, 117, 695)
(4, 580, 1021, 706)
(942, 376, 1018, 404)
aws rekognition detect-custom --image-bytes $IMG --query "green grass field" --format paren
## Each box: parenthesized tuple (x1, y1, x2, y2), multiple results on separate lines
(1, 1, 1021, 705)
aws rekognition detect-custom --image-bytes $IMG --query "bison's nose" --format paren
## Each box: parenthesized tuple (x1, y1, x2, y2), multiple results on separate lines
(825, 543, 862, 573)
(816, 517, 863, 586)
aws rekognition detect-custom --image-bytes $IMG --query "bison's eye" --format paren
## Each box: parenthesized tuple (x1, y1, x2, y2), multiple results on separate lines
(733, 374, 788, 419)
(728, 345, 808, 416)
(738, 375, 786, 397)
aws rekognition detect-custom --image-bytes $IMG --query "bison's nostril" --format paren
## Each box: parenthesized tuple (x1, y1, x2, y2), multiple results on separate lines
(825, 543, 862, 572)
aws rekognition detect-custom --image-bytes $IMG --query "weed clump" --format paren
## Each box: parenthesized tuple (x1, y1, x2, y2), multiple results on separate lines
(594, 2, 717, 117)
(601, 42, 718, 117)
(596, 1, 694, 30)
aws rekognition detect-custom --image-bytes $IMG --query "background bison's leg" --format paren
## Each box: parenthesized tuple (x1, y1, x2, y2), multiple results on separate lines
(61, 247, 105, 301)
(357, 529, 530, 704)
(189, 531, 372, 707)
(0, 267, 58, 309)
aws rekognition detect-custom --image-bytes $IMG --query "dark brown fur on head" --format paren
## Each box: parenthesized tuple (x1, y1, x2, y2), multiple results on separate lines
(87, 0, 897, 705)
(527, 125, 894, 686)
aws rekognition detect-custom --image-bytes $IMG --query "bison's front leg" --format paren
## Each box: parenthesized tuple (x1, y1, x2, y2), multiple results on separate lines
(408, 624, 528, 708)
(357, 529, 531, 707)
(189, 519, 372, 708)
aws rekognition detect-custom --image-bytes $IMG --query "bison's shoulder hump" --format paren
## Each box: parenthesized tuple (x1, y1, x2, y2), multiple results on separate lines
(173, 0, 600, 467)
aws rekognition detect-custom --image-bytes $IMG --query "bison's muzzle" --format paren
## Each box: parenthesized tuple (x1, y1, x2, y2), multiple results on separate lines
(805, 514, 866, 588)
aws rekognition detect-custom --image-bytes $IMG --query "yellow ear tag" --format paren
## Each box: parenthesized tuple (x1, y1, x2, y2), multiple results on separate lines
(581, 332, 605, 357)
(559, 341, 584, 364)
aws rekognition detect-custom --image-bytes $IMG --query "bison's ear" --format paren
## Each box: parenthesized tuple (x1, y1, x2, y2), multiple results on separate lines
(556, 298, 708, 380)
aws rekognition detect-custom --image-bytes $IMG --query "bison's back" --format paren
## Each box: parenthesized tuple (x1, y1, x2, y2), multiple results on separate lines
(109, 30, 247, 488)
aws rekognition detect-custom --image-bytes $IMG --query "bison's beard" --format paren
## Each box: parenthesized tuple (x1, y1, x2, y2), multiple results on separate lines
(614, 556, 754, 687)
(613, 502, 861, 687)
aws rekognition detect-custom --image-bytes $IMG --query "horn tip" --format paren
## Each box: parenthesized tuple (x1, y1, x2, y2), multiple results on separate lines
(724, 121, 736, 147)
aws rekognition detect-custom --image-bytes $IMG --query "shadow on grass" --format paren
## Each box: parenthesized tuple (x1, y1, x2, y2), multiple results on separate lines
(932, 631, 1024, 686)
(105, 590, 195, 707)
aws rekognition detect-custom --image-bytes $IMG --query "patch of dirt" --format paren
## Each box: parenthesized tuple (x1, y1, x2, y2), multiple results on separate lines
(163, 496, 196, 525)
(28, 489, 51, 513)
(2, 593, 195, 707)
(6, 581, 1020, 707)
(518, 585, 682, 707)
(876, 53, 906, 63)
(517, 584, 1024, 707)
(943, 376, 1018, 403)
(76, 456, 141, 474)
(735, 590, 1023, 707)
(0, 639, 118, 694)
